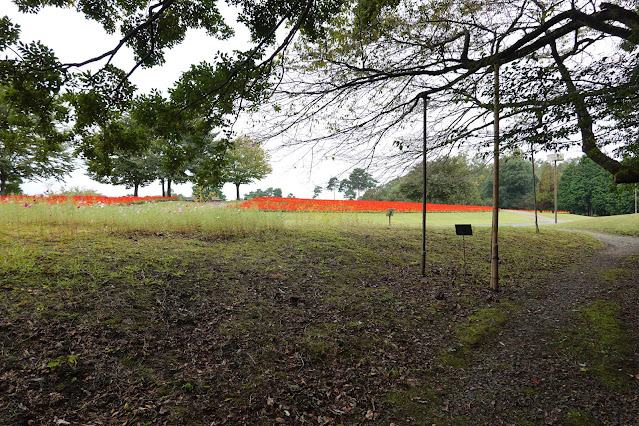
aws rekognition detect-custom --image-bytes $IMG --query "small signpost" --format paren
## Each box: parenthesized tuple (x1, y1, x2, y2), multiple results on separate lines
(386, 208, 395, 226)
(455, 224, 473, 276)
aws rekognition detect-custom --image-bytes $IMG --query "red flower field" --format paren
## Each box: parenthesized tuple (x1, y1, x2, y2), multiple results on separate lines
(239, 197, 493, 213)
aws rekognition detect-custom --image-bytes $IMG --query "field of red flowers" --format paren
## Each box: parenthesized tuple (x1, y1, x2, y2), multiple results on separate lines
(239, 197, 493, 213)
(0, 195, 176, 206)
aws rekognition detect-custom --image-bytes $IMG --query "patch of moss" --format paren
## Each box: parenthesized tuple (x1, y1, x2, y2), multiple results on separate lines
(601, 268, 632, 282)
(457, 307, 509, 347)
(384, 384, 443, 422)
(439, 353, 467, 369)
(565, 410, 597, 426)
(437, 303, 512, 368)
(301, 339, 337, 361)
(304, 322, 340, 338)
(558, 300, 636, 391)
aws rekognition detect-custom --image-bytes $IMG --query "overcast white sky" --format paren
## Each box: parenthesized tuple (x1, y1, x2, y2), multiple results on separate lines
(4, 1, 587, 199)
(3, 0, 353, 199)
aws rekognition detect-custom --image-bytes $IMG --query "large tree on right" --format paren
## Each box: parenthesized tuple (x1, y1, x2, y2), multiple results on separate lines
(275, 1, 639, 183)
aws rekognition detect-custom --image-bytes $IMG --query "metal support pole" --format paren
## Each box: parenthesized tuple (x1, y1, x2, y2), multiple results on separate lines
(554, 157, 558, 223)
(531, 144, 539, 234)
(490, 63, 500, 292)
(463, 235, 467, 276)
(421, 95, 428, 277)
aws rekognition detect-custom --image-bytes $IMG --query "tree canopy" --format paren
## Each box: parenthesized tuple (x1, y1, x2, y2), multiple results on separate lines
(559, 156, 635, 215)
(337, 168, 377, 200)
(222, 135, 272, 200)
(362, 155, 485, 206)
(0, 78, 73, 195)
(4, 0, 639, 194)
(244, 187, 283, 199)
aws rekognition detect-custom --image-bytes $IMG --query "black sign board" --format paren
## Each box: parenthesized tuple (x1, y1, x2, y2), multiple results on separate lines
(455, 224, 473, 236)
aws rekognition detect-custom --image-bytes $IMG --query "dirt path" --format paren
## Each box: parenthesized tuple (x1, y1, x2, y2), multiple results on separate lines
(436, 231, 639, 425)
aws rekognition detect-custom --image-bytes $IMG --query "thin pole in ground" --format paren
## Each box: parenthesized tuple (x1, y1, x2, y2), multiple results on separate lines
(554, 154, 558, 224)
(490, 62, 500, 292)
(421, 95, 428, 277)
(531, 143, 539, 234)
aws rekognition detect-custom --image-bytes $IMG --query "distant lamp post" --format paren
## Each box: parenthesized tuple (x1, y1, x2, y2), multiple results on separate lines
(547, 153, 564, 223)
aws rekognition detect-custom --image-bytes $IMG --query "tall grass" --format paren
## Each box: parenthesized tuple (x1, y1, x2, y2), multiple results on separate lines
(0, 200, 284, 236)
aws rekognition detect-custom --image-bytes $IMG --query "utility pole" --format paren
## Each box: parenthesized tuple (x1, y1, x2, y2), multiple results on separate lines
(490, 62, 500, 292)
(421, 95, 428, 277)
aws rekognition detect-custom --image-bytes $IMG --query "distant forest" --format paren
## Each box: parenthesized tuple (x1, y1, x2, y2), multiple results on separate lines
(362, 155, 636, 216)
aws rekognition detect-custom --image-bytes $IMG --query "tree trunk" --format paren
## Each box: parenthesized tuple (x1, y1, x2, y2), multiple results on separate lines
(550, 40, 639, 183)
(236, 183, 241, 200)
(167, 179, 172, 197)
(160, 179, 165, 197)
(0, 170, 7, 196)
(134, 183, 139, 197)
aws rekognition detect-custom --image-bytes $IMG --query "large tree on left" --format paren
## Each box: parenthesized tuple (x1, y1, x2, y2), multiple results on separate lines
(2, 0, 344, 121)
(0, 21, 73, 195)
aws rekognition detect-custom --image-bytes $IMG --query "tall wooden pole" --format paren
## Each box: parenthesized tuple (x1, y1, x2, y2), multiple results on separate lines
(490, 63, 500, 292)
(421, 95, 428, 277)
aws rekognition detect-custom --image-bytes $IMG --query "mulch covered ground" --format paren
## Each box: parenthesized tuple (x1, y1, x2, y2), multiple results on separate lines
(0, 226, 637, 425)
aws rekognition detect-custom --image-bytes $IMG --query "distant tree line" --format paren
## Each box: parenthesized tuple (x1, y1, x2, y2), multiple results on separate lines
(243, 187, 299, 200)
(361, 154, 636, 216)
(558, 157, 635, 216)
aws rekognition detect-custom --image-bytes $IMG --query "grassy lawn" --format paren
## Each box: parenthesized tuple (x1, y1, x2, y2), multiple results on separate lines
(0, 201, 606, 424)
(282, 210, 543, 228)
(548, 213, 639, 236)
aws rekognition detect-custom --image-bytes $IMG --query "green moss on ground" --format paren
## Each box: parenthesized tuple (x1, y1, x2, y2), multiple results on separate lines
(558, 300, 637, 392)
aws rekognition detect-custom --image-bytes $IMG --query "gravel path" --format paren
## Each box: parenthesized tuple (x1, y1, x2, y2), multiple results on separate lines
(436, 230, 639, 425)
(503, 209, 572, 226)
